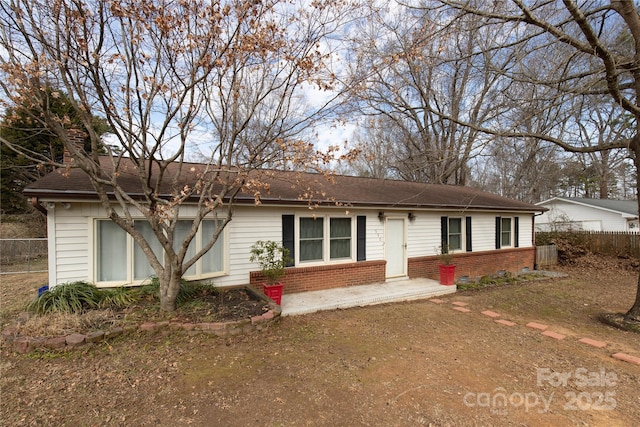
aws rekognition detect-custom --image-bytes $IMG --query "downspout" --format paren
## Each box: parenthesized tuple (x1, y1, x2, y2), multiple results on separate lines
(533, 211, 545, 270)
(31, 197, 47, 215)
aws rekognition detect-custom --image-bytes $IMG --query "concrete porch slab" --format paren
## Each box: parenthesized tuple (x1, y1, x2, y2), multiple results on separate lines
(280, 278, 456, 317)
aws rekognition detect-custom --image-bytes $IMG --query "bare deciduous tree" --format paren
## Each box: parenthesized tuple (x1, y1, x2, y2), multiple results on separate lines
(571, 99, 632, 198)
(434, 0, 640, 320)
(345, 2, 512, 184)
(0, 0, 357, 311)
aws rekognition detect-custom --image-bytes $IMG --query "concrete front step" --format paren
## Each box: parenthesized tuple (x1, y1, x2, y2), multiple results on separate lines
(280, 278, 455, 317)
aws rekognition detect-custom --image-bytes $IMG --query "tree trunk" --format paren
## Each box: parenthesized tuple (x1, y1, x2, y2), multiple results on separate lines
(627, 274, 640, 321)
(159, 269, 182, 312)
(626, 140, 640, 321)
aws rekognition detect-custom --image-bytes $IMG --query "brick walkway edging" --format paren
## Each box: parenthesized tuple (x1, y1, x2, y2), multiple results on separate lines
(1, 286, 281, 354)
(443, 299, 640, 367)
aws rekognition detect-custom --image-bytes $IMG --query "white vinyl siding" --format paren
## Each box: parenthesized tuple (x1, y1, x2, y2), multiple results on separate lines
(406, 213, 441, 258)
(54, 212, 90, 284)
(45, 201, 537, 288)
(366, 212, 386, 260)
(472, 213, 504, 251)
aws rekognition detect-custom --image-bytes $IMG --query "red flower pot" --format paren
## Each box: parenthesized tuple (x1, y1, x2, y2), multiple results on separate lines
(263, 283, 284, 305)
(439, 264, 456, 286)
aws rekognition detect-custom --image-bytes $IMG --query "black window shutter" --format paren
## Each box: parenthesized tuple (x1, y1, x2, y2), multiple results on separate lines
(514, 217, 520, 248)
(357, 215, 366, 261)
(440, 216, 448, 251)
(495, 216, 501, 249)
(465, 216, 472, 252)
(282, 215, 295, 267)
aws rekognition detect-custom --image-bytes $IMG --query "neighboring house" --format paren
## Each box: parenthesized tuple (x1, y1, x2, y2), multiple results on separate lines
(535, 197, 639, 232)
(24, 158, 545, 294)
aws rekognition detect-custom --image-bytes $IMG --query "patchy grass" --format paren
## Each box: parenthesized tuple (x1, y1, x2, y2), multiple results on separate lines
(456, 272, 543, 291)
(0, 272, 47, 326)
(2, 257, 640, 426)
(600, 312, 640, 333)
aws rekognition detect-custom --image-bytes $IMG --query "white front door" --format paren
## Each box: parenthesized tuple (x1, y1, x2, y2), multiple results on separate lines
(385, 218, 406, 278)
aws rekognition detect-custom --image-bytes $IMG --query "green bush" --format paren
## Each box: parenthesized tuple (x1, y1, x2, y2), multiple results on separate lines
(98, 286, 141, 309)
(26, 281, 103, 315)
(26, 278, 218, 315)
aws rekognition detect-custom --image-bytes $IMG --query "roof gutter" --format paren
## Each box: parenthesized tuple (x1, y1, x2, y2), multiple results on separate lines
(31, 197, 47, 215)
(23, 191, 546, 213)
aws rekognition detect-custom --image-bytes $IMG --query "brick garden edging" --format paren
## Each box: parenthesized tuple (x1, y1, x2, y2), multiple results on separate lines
(445, 298, 640, 367)
(0, 286, 281, 354)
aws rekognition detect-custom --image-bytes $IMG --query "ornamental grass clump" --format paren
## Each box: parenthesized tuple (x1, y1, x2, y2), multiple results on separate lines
(26, 281, 103, 315)
(26, 278, 219, 316)
(98, 286, 140, 309)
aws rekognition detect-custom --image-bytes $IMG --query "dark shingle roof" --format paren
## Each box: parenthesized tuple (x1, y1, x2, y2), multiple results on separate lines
(24, 157, 542, 212)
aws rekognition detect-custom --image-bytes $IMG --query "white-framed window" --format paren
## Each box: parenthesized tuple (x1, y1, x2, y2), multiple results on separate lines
(501, 217, 513, 247)
(94, 218, 226, 285)
(298, 215, 353, 264)
(447, 217, 463, 251)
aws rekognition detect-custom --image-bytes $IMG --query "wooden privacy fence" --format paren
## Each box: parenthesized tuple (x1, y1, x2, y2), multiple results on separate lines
(536, 245, 558, 267)
(536, 231, 640, 259)
(578, 231, 640, 258)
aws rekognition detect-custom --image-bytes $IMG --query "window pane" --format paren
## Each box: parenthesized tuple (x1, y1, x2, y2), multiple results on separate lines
(97, 220, 127, 282)
(201, 220, 223, 274)
(449, 234, 462, 251)
(448, 218, 462, 251)
(449, 218, 461, 234)
(501, 218, 511, 246)
(329, 218, 351, 259)
(330, 218, 351, 238)
(300, 240, 323, 261)
(330, 239, 350, 259)
(133, 221, 163, 281)
(300, 218, 323, 261)
(174, 220, 196, 276)
(300, 218, 323, 238)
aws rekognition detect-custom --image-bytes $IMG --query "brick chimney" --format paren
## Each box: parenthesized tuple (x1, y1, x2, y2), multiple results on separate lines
(62, 128, 86, 165)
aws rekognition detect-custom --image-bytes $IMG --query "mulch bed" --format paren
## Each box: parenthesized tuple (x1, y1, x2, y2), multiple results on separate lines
(106, 287, 272, 326)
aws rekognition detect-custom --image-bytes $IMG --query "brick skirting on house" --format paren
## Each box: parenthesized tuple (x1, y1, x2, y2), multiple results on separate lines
(250, 248, 535, 294)
(408, 247, 536, 281)
(250, 260, 387, 294)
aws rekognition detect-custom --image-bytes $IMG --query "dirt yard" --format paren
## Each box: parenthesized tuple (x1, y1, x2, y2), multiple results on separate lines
(1, 256, 639, 426)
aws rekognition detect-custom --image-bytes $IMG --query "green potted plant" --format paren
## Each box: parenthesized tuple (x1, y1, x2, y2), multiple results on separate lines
(249, 240, 291, 304)
(437, 244, 456, 286)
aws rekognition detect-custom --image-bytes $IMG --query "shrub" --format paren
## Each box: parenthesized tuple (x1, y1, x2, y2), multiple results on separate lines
(26, 278, 218, 315)
(249, 240, 290, 285)
(98, 286, 140, 309)
(26, 281, 103, 315)
(137, 277, 217, 305)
